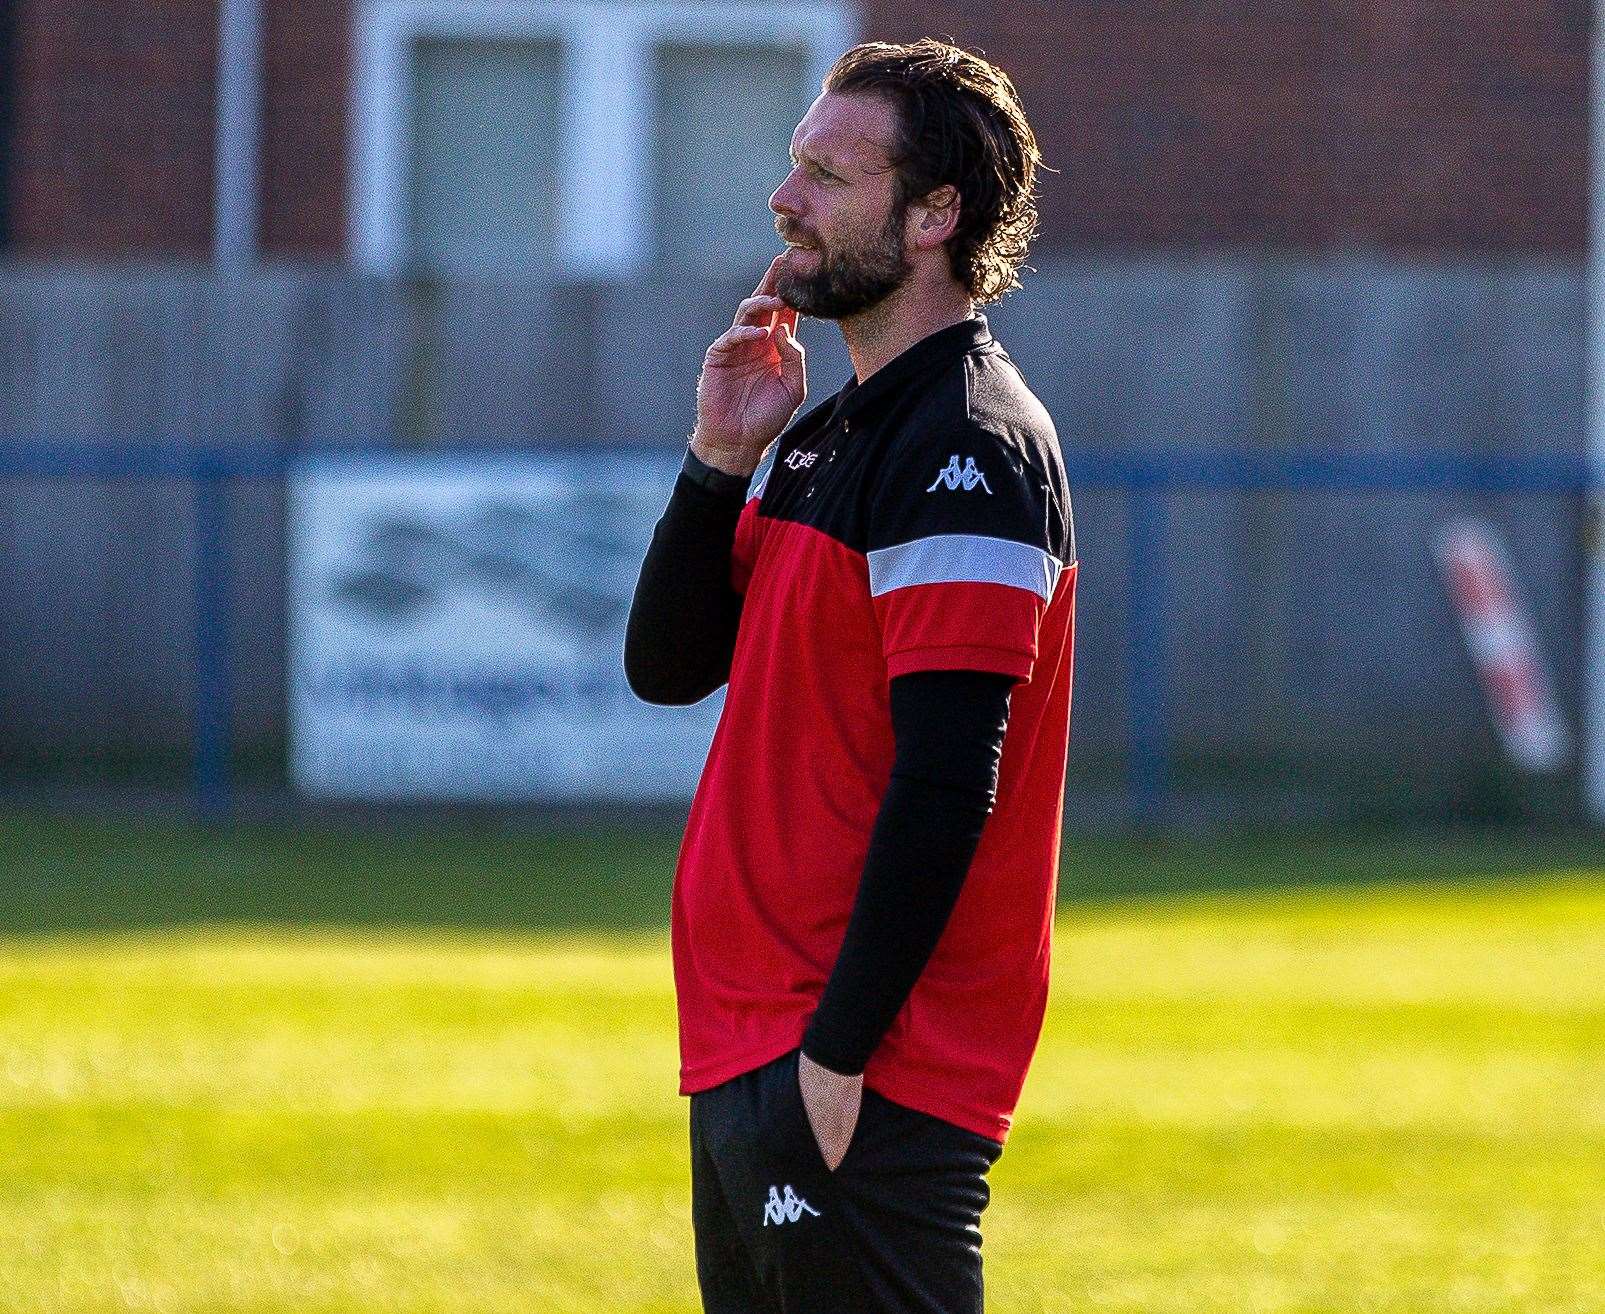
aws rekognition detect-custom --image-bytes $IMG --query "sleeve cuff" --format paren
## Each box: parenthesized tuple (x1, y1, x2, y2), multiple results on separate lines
(800, 1028, 867, 1077)
(682, 447, 754, 500)
(884, 645, 1034, 680)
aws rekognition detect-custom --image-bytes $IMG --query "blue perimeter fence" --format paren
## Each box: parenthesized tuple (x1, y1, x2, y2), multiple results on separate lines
(0, 441, 1598, 822)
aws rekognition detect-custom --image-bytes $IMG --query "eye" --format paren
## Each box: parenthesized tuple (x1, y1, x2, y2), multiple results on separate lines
(790, 153, 840, 184)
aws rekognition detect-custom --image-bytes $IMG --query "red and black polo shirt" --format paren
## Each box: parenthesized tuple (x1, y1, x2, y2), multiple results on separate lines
(672, 314, 1077, 1142)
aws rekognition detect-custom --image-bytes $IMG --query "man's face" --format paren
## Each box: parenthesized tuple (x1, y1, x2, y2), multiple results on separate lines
(769, 92, 912, 320)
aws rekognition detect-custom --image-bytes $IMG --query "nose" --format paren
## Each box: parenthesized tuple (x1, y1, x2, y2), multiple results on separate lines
(770, 167, 803, 220)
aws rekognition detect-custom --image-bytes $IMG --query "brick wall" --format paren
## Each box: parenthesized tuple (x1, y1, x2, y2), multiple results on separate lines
(7, 0, 346, 259)
(4, 0, 1592, 258)
(10, 0, 218, 256)
(861, 0, 1591, 253)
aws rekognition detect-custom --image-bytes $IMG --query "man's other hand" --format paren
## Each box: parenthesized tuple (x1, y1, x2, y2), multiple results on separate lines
(798, 1049, 863, 1172)
(692, 255, 806, 478)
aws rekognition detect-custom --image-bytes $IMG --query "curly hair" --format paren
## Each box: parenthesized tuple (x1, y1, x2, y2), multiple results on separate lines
(825, 39, 1041, 304)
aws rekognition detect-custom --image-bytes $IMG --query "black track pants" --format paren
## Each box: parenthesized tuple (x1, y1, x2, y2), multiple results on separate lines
(689, 1048, 1004, 1314)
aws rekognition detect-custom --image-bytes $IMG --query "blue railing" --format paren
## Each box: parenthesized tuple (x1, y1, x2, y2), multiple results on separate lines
(0, 440, 1596, 821)
(1077, 448, 1598, 822)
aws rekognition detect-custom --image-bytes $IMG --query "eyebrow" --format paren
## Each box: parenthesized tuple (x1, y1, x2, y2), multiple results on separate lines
(790, 143, 847, 175)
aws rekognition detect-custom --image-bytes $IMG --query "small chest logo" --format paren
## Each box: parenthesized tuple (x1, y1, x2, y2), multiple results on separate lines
(926, 455, 993, 494)
(784, 449, 819, 471)
(762, 1184, 821, 1226)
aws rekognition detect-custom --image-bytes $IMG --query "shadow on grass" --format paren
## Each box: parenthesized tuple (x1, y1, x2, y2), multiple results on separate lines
(0, 810, 1599, 937)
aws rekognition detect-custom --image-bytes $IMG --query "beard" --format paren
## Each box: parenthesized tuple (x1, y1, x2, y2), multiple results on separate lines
(775, 200, 912, 320)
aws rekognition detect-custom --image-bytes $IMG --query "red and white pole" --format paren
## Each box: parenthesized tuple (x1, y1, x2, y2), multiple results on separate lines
(1435, 520, 1572, 775)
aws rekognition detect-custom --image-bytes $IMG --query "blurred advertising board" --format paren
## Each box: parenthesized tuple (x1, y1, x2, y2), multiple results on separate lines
(288, 450, 719, 802)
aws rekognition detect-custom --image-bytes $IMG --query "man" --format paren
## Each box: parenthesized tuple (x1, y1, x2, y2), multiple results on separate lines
(625, 38, 1075, 1314)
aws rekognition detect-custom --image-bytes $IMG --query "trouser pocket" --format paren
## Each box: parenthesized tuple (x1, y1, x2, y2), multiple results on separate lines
(747, 1052, 866, 1304)
(699, 1056, 1003, 1312)
(762, 1048, 840, 1182)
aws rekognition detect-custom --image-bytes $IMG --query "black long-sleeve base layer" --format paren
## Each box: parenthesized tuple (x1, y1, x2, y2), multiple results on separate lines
(624, 463, 748, 706)
(799, 668, 1013, 1077)
(625, 452, 1014, 1079)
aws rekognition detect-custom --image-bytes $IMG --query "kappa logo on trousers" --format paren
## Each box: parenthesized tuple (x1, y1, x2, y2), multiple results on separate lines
(762, 1184, 821, 1226)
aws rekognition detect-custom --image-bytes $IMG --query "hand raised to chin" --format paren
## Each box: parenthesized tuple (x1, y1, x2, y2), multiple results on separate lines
(691, 255, 807, 478)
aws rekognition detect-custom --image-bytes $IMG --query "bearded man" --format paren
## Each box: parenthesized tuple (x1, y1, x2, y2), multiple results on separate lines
(625, 38, 1077, 1314)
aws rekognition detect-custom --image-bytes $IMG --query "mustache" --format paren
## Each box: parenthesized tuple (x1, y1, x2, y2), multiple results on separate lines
(776, 221, 819, 247)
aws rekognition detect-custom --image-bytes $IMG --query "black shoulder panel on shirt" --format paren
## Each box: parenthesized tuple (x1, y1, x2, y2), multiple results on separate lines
(757, 341, 1074, 569)
(868, 418, 1058, 562)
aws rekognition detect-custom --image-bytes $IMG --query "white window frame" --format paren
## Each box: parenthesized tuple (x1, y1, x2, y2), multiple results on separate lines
(351, 0, 857, 276)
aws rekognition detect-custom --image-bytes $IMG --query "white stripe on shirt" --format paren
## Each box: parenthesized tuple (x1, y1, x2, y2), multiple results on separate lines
(866, 534, 1063, 602)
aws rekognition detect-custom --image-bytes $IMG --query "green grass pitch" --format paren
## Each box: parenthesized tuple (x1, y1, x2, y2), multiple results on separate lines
(0, 813, 1600, 1312)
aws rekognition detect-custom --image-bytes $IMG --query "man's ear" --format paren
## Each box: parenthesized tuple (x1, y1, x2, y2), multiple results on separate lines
(907, 185, 960, 252)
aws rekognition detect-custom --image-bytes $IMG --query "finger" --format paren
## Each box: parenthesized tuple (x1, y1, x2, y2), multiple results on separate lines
(772, 318, 802, 364)
(707, 324, 769, 356)
(773, 305, 799, 339)
(754, 254, 786, 297)
(731, 295, 786, 330)
(772, 318, 805, 391)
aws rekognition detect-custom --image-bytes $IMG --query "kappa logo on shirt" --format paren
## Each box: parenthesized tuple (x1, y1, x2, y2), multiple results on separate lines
(762, 1184, 821, 1226)
(784, 449, 819, 470)
(926, 455, 993, 494)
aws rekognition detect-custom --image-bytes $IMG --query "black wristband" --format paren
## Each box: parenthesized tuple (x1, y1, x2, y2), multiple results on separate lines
(682, 447, 753, 500)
